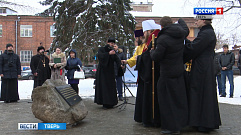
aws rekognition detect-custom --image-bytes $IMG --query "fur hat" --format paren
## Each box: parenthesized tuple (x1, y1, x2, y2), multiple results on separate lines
(108, 37, 116, 43)
(6, 44, 13, 48)
(37, 46, 45, 52)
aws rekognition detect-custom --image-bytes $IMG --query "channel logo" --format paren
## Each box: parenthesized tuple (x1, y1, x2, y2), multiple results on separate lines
(194, 7, 223, 15)
(18, 123, 66, 130)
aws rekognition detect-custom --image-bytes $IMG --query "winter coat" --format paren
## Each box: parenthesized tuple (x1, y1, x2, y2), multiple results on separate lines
(150, 18, 189, 131)
(238, 54, 241, 69)
(0, 50, 21, 79)
(184, 24, 221, 129)
(151, 20, 188, 78)
(30, 54, 51, 81)
(114, 48, 126, 76)
(94, 44, 122, 106)
(65, 49, 82, 80)
(219, 51, 235, 70)
(49, 52, 67, 81)
(214, 53, 221, 75)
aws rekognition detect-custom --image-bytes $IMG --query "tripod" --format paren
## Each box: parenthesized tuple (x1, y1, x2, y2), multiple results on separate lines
(115, 67, 135, 112)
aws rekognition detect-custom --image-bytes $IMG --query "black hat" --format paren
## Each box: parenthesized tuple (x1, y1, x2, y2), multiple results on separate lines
(108, 37, 115, 43)
(37, 46, 45, 52)
(222, 44, 229, 48)
(201, 19, 212, 21)
(6, 44, 13, 48)
(134, 29, 144, 37)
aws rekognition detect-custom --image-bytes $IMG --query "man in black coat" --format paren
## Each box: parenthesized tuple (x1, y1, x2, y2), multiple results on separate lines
(238, 50, 241, 75)
(0, 44, 21, 103)
(135, 20, 161, 127)
(150, 17, 189, 134)
(183, 18, 221, 132)
(30, 46, 51, 88)
(94, 37, 122, 108)
(214, 53, 222, 95)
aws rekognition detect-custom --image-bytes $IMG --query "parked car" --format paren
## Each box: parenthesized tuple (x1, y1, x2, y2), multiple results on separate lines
(82, 65, 97, 78)
(21, 70, 34, 80)
(233, 65, 240, 75)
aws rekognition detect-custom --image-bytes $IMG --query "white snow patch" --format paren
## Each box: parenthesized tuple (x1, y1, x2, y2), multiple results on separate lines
(1, 72, 240, 106)
(217, 76, 241, 105)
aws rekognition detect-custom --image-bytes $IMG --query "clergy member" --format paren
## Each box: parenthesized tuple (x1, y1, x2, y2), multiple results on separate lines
(183, 18, 221, 132)
(134, 20, 161, 127)
(0, 44, 21, 103)
(150, 17, 189, 134)
(94, 37, 122, 108)
(122, 29, 145, 68)
(30, 46, 51, 88)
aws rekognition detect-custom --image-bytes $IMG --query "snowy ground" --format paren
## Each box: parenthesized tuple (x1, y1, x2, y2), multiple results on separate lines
(0, 74, 240, 105)
(13, 78, 137, 99)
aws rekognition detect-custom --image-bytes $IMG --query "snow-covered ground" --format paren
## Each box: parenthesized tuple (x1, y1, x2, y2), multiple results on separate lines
(4, 78, 137, 100)
(0, 75, 240, 105)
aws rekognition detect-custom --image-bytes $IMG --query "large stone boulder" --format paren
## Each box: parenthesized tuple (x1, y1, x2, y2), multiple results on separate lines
(31, 79, 88, 125)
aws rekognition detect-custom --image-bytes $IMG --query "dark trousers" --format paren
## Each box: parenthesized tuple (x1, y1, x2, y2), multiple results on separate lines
(71, 84, 79, 94)
(221, 70, 234, 97)
(115, 76, 123, 98)
(216, 74, 222, 95)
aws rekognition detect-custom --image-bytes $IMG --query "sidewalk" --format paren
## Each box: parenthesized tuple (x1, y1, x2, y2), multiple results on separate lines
(0, 97, 240, 135)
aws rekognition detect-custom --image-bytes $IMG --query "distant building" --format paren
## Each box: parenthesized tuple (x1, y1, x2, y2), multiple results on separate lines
(0, 1, 198, 69)
(0, 7, 17, 15)
(0, 15, 55, 69)
(131, 1, 153, 12)
(134, 16, 198, 41)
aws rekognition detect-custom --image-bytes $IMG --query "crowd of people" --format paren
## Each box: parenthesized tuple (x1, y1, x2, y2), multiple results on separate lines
(2, 15, 240, 134)
(94, 16, 222, 134)
(0, 45, 84, 102)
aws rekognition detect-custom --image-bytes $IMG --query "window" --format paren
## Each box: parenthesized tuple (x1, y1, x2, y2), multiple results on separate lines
(20, 51, 33, 63)
(0, 25, 2, 37)
(20, 25, 32, 37)
(0, 8, 6, 14)
(50, 25, 56, 37)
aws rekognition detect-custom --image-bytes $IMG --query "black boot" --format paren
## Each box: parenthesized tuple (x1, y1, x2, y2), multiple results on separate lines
(103, 104, 114, 109)
(4, 100, 10, 103)
(161, 130, 180, 134)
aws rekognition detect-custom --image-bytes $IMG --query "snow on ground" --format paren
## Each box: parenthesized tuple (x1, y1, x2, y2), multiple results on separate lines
(217, 76, 241, 105)
(0, 75, 240, 106)
(15, 78, 137, 100)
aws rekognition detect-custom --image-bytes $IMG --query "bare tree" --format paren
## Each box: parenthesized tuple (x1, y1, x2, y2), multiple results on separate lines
(216, 32, 229, 49)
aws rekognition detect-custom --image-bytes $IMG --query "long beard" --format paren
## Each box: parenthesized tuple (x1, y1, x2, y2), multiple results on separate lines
(144, 32, 150, 44)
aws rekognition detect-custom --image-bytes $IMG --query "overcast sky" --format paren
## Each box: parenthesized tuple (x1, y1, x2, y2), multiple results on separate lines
(5, 0, 241, 44)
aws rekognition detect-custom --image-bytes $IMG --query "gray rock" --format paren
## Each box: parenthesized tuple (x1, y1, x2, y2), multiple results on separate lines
(31, 79, 88, 125)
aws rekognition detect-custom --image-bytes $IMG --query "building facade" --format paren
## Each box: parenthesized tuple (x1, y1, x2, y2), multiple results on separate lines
(0, 15, 197, 68)
(135, 16, 198, 41)
(0, 15, 55, 69)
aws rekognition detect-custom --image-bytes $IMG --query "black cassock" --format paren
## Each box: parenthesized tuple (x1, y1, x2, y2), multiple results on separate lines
(135, 39, 161, 127)
(30, 54, 51, 88)
(184, 24, 221, 129)
(94, 45, 121, 107)
(150, 22, 189, 131)
(0, 50, 21, 102)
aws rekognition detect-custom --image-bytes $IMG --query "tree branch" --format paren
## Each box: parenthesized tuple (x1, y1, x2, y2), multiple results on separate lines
(224, 6, 241, 12)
